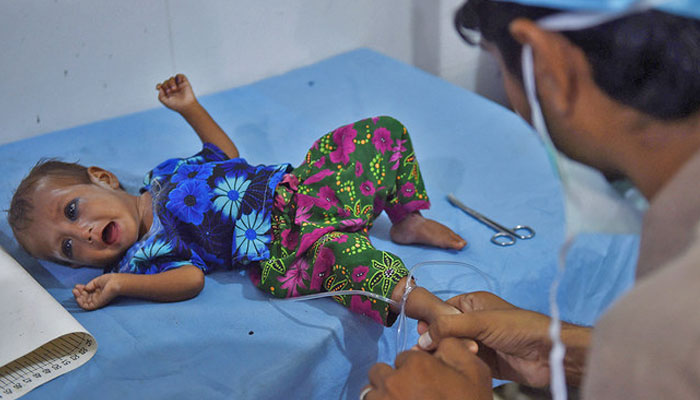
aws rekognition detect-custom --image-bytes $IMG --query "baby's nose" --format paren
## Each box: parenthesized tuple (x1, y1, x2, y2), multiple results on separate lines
(82, 226, 93, 243)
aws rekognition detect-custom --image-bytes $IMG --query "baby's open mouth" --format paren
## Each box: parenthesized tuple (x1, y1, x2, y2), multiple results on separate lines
(102, 222, 118, 245)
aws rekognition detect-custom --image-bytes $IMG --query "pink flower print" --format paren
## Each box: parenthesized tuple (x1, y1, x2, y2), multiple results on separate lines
(281, 173, 300, 190)
(400, 182, 416, 198)
(388, 139, 407, 170)
(296, 193, 315, 208)
(386, 199, 430, 224)
(274, 194, 287, 211)
(311, 247, 334, 290)
(311, 139, 320, 150)
(372, 116, 380, 124)
(351, 265, 369, 282)
(338, 207, 352, 218)
(340, 218, 365, 232)
(303, 169, 334, 185)
(350, 296, 383, 324)
(332, 234, 348, 243)
(393, 139, 407, 153)
(360, 181, 375, 196)
(329, 124, 357, 165)
(355, 161, 364, 177)
(298, 226, 335, 255)
(373, 196, 386, 215)
(372, 127, 394, 154)
(248, 266, 261, 286)
(277, 258, 310, 298)
(294, 194, 316, 224)
(316, 186, 338, 210)
(281, 228, 299, 250)
(389, 151, 402, 170)
(295, 207, 312, 225)
(313, 156, 326, 169)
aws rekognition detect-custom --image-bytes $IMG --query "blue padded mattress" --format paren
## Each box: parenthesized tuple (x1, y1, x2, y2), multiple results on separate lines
(0, 49, 639, 399)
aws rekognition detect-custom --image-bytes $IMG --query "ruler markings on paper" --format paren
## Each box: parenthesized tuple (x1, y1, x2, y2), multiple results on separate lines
(0, 333, 96, 399)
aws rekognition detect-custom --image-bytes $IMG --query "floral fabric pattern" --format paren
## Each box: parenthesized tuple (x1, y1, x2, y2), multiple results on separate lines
(110, 143, 290, 275)
(258, 116, 430, 326)
(108, 117, 430, 327)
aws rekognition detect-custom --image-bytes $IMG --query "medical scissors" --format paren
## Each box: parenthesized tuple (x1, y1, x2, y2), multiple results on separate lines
(447, 193, 535, 246)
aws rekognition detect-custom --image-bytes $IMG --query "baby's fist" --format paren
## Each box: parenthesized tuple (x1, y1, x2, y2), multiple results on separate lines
(156, 74, 197, 113)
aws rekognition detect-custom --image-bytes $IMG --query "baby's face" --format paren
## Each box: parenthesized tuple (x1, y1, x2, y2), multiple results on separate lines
(22, 176, 147, 268)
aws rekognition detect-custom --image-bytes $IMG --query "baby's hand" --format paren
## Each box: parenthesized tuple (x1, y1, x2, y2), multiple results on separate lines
(156, 74, 197, 113)
(73, 274, 121, 310)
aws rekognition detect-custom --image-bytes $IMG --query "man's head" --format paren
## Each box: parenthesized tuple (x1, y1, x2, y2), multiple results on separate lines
(8, 160, 147, 268)
(455, 0, 700, 197)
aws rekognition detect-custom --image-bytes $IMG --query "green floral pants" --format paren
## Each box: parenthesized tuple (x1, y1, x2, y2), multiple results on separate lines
(250, 116, 431, 325)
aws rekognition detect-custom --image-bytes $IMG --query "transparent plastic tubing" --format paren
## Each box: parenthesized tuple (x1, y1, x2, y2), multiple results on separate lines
(276, 260, 495, 356)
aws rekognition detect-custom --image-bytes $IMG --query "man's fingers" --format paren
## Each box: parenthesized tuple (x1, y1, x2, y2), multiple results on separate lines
(445, 291, 515, 312)
(416, 320, 429, 335)
(368, 363, 394, 390)
(433, 338, 489, 376)
(418, 313, 486, 351)
(393, 348, 430, 369)
(463, 292, 516, 311)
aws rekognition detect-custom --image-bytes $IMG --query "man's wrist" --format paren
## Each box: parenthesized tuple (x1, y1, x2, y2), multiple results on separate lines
(561, 323, 592, 386)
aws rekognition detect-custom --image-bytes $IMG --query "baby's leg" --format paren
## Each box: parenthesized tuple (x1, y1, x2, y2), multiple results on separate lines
(390, 211, 467, 250)
(362, 116, 465, 250)
(390, 276, 460, 325)
(290, 231, 457, 326)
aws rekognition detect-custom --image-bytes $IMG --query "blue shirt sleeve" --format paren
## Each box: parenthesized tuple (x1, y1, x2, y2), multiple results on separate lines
(199, 142, 229, 162)
(141, 143, 230, 193)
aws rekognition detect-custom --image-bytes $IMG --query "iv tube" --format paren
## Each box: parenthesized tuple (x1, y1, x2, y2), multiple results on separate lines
(274, 260, 496, 356)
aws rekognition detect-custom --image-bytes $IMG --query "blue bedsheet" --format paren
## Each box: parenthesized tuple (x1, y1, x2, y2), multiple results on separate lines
(0, 49, 639, 399)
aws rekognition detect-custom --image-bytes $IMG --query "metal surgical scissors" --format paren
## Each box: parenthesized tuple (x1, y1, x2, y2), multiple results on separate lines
(447, 194, 535, 246)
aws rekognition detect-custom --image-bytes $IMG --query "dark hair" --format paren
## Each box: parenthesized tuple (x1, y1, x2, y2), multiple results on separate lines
(455, 0, 700, 120)
(7, 159, 91, 252)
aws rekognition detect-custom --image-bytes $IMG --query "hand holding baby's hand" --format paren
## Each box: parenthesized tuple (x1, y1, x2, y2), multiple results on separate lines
(156, 74, 197, 113)
(73, 274, 121, 310)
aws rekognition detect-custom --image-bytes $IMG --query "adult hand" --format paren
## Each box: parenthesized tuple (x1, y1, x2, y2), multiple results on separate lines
(364, 339, 492, 400)
(72, 273, 121, 310)
(156, 74, 197, 113)
(418, 291, 556, 388)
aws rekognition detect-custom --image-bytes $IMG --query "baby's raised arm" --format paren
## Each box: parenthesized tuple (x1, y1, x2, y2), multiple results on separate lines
(72, 265, 204, 310)
(157, 74, 239, 159)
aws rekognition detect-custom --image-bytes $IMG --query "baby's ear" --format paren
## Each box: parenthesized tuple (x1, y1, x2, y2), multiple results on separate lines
(87, 166, 121, 189)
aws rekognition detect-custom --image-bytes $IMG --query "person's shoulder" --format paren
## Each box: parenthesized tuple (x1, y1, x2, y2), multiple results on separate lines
(585, 234, 700, 398)
(595, 228, 700, 351)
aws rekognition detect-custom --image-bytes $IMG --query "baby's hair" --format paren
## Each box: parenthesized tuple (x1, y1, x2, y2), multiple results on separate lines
(7, 159, 91, 249)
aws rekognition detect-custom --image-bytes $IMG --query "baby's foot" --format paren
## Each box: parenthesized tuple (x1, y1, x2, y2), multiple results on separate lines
(390, 212, 467, 250)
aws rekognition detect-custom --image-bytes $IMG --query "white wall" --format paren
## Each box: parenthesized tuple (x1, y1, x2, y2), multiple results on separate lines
(0, 0, 506, 146)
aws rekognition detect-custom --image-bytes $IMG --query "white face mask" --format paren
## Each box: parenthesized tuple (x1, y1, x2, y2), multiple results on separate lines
(520, 14, 649, 239)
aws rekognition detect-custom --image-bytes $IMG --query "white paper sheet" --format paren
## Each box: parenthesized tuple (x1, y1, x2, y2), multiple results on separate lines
(0, 247, 97, 399)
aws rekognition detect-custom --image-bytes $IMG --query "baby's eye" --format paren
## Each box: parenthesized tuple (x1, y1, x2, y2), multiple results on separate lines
(64, 199, 79, 221)
(62, 238, 73, 259)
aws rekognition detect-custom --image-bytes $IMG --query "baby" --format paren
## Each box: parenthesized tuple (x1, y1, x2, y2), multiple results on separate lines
(8, 74, 466, 326)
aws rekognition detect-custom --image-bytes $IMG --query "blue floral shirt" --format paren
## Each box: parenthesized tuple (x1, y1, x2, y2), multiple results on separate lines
(108, 143, 291, 275)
